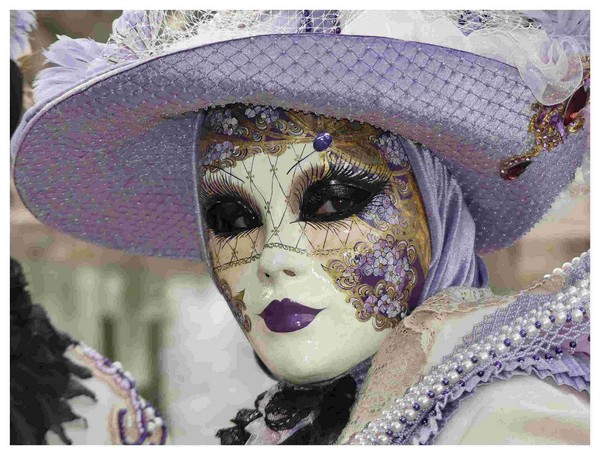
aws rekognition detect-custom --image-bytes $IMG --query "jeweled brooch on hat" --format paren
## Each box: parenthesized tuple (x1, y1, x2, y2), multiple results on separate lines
(501, 60, 590, 181)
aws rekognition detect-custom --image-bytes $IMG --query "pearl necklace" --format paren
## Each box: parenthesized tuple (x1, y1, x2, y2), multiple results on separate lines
(348, 250, 590, 445)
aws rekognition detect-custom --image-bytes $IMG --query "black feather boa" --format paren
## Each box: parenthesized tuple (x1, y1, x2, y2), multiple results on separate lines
(10, 258, 96, 445)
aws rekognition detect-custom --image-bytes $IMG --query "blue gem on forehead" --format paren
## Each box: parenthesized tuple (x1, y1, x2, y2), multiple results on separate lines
(313, 132, 332, 151)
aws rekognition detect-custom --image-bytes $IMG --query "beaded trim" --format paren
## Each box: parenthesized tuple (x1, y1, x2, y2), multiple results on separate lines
(348, 251, 590, 445)
(78, 343, 168, 445)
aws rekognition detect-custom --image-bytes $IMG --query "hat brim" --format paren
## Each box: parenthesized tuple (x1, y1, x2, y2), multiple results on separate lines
(12, 33, 586, 260)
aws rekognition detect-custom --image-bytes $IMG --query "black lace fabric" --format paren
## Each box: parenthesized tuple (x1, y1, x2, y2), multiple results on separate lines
(10, 258, 96, 445)
(217, 375, 357, 445)
(216, 392, 266, 445)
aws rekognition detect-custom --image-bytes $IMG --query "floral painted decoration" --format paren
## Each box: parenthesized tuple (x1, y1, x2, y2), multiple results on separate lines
(324, 228, 421, 330)
(204, 141, 235, 168)
(245, 105, 280, 125)
(374, 133, 410, 168)
(199, 104, 390, 171)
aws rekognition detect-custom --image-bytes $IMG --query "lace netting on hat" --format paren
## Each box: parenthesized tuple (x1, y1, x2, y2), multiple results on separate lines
(103, 10, 587, 58)
(425, 10, 540, 35)
(104, 10, 363, 63)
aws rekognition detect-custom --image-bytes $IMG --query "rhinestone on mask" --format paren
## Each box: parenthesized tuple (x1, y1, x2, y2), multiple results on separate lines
(313, 132, 333, 151)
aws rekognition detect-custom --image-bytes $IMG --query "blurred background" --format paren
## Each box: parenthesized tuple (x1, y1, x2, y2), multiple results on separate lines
(11, 11, 590, 444)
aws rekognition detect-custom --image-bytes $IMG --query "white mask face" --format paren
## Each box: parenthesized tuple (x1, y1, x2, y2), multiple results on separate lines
(198, 105, 431, 384)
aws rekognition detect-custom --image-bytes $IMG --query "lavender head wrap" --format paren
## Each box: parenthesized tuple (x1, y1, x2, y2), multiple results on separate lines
(399, 137, 489, 303)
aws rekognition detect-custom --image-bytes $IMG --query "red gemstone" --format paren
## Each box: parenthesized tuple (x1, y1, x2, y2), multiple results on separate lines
(564, 85, 589, 126)
(501, 157, 532, 181)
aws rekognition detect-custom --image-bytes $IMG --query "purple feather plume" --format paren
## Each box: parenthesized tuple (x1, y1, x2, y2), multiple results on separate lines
(33, 35, 117, 104)
(32, 10, 166, 104)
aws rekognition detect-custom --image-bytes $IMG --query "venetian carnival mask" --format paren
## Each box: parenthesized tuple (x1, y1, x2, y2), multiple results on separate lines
(198, 105, 431, 384)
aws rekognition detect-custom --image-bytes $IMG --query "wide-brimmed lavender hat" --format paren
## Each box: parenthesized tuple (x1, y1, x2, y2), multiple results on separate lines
(11, 10, 590, 260)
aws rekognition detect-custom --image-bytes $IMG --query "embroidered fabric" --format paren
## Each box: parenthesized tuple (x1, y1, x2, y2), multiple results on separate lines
(414, 266, 589, 444)
(338, 286, 501, 442)
(345, 250, 590, 445)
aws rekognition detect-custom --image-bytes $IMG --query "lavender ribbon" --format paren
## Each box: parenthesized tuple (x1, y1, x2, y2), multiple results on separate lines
(400, 138, 488, 303)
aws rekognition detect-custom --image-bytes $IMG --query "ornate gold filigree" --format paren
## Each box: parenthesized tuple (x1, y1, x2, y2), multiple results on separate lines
(216, 277, 251, 332)
(213, 254, 261, 273)
(199, 104, 395, 171)
(263, 242, 309, 255)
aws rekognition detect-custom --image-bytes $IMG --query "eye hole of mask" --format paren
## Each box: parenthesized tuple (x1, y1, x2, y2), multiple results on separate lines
(205, 198, 262, 237)
(299, 179, 380, 223)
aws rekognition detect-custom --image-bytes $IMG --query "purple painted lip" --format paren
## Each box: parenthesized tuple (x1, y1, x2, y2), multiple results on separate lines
(259, 298, 323, 333)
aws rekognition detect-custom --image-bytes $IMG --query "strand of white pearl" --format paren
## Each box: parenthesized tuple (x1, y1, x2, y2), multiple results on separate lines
(349, 250, 590, 445)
